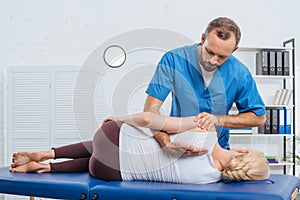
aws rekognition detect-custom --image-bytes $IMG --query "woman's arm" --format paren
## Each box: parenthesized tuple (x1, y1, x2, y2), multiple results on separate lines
(103, 112, 209, 157)
(115, 112, 198, 134)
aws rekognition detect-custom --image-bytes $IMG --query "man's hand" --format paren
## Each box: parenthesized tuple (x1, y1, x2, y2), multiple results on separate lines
(164, 141, 209, 157)
(195, 111, 266, 130)
(194, 112, 221, 130)
(154, 131, 209, 157)
(144, 95, 210, 157)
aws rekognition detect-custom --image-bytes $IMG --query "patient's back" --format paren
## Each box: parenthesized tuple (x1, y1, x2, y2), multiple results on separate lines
(119, 124, 221, 184)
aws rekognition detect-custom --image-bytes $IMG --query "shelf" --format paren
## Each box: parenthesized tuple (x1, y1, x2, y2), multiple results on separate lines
(253, 75, 294, 79)
(238, 46, 293, 51)
(265, 105, 294, 108)
(230, 134, 294, 137)
(233, 38, 296, 175)
(265, 105, 286, 108)
(269, 162, 294, 167)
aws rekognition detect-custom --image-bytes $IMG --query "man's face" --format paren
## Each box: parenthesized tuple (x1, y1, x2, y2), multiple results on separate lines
(198, 30, 237, 72)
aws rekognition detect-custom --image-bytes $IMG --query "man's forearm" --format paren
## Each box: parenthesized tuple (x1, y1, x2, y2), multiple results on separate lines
(143, 95, 162, 114)
(144, 95, 171, 146)
(216, 112, 266, 128)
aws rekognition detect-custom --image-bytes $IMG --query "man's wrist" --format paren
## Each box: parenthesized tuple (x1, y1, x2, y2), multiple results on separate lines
(154, 131, 170, 147)
(215, 115, 225, 127)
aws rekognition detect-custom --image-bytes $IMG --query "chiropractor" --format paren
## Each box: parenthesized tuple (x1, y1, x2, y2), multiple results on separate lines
(144, 17, 266, 155)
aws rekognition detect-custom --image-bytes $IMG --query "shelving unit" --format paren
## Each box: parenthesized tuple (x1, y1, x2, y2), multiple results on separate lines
(230, 38, 296, 175)
(283, 39, 296, 175)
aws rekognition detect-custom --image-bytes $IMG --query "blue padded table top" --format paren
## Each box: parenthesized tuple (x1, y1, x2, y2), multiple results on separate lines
(0, 166, 104, 200)
(90, 174, 300, 200)
(0, 166, 299, 200)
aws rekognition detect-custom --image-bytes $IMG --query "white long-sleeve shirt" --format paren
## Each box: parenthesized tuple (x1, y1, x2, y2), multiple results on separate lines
(119, 124, 222, 184)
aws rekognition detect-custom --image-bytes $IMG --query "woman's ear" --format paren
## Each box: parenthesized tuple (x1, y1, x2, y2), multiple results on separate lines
(236, 149, 249, 153)
(232, 148, 249, 156)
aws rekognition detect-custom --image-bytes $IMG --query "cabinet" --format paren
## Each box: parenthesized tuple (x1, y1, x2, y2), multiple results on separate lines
(229, 39, 296, 175)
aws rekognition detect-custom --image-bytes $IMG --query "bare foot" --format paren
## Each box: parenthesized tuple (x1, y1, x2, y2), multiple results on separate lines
(11, 152, 33, 168)
(10, 161, 50, 173)
(11, 150, 54, 168)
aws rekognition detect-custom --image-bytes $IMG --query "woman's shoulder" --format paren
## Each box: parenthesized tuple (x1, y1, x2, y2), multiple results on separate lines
(171, 131, 217, 150)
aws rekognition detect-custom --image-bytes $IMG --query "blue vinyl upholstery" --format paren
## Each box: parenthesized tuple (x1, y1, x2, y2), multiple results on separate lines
(0, 167, 103, 199)
(90, 175, 299, 200)
(0, 166, 299, 200)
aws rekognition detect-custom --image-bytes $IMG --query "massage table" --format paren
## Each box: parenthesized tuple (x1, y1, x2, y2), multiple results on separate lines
(0, 166, 299, 200)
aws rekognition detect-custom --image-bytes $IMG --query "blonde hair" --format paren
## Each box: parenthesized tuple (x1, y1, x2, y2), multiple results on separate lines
(222, 150, 270, 181)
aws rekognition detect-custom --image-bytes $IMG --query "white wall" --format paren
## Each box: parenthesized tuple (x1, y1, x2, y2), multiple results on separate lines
(0, 0, 300, 167)
(1, 0, 300, 66)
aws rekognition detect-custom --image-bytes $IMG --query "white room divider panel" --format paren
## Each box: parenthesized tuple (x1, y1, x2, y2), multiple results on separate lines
(4, 66, 96, 167)
(50, 66, 93, 148)
(5, 67, 50, 166)
(0, 72, 4, 168)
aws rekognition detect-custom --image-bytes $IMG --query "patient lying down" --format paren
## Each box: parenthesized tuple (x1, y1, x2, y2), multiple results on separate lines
(10, 112, 270, 184)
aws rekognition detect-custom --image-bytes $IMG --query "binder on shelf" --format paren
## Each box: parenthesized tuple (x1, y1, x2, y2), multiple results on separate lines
(283, 51, 290, 76)
(269, 51, 276, 75)
(285, 108, 292, 134)
(272, 89, 283, 105)
(256, 50, 269, 75)
(272, 89, 292, 105)
(255, 49, 290, 76)
(259, 108, 271, 134)
(266, 156, 279, 163)
(278, 107, 285, 134)
(281, 89, 292, 105)
(271, 109, 278, 134)
(278, 89, 286, 105)
(275, 51, 283, 75)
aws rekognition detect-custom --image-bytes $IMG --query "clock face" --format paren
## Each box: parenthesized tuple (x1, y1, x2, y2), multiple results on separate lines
(103, 45, 126, 68)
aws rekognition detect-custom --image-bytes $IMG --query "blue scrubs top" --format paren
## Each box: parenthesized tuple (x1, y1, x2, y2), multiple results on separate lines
(146, 43, 266, 149)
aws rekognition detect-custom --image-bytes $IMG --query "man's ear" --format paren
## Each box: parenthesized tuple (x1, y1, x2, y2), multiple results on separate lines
(201, 33, 205, 44)
(232, 46, 239, 53)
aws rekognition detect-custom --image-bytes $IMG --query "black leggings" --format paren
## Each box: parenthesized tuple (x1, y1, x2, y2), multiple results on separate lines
(50, 121, 122, 181)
